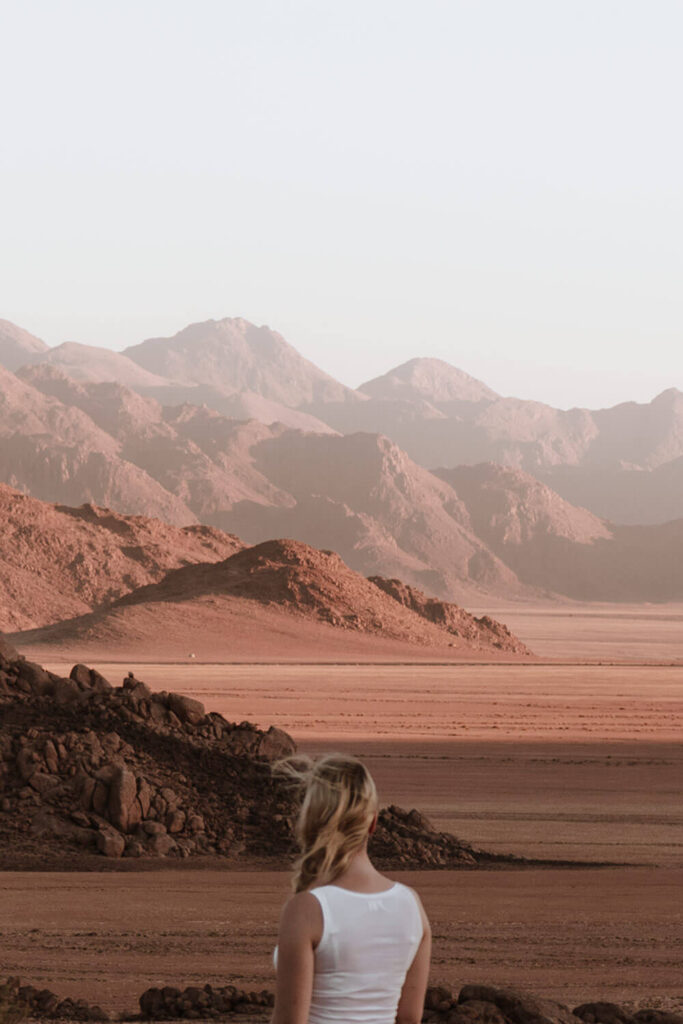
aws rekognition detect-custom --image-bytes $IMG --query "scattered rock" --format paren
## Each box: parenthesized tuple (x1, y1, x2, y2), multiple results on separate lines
(96, 830, 126, 858)
(167, 693, 205, 725)
(458, 986, 577, 1024)
(575, 1004, 636, 1024)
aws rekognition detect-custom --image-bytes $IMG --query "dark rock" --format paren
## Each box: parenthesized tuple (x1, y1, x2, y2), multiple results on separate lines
(458, 985, 577, 1024)
(96, 829, 125, 858)
(574, 1003, 635, 1024)
(167, 692, 205, 725)
(143, 820, 167, 836)
(448, 1000, 507, 1024)
(148, 833, 177, 856)
(29, 772, 60, 796)
(0, 635, 19, 664)
(257, 725, 297, 760)
(70, 664, 95, 689)
(17, 661, 53, 695)
(52, 677, 81, 705)
(107, 766, 139, 832)
(634, 1014, 683, 1024)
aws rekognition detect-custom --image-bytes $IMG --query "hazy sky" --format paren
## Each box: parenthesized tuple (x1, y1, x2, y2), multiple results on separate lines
(2, 1, 681, 409)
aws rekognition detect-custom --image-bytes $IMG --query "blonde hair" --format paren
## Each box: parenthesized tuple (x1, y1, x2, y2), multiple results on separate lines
(274, 752, 379, 893)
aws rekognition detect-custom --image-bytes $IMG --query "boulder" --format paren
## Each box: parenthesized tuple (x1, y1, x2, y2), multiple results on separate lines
(143, 821, 167, 836)
(96, 829, 126, 858)
(634, 1014, 683, 1024)
(458, 986, 577, 1024)
(449, 1002, 507, 1024)
(167, 692, 205, 725)
(107, 766, 140, 832)
(167, 809, 186, 834)
(52, 677, 81, 705)
(29, 772, 60, 796)
(137, 778, 152, 817)
(574, 1004, 635, 1024)
(70, 664, 95, 688)
(17, 661, 53, 695)
(0, 635, 19, 663)
(148, 832, 177, 856)
(258, 725, 297, 760)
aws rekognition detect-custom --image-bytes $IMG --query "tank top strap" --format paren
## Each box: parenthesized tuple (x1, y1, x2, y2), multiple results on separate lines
(309, 886, 336, 952)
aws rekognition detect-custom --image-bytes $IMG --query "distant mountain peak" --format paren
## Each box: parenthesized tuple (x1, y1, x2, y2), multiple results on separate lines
(359, 357, 498, 405)
(0, 319, 49, 372)
(124, 317, 362, 408)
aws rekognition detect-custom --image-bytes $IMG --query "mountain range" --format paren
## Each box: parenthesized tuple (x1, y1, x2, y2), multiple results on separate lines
(1, 315, 681, 603)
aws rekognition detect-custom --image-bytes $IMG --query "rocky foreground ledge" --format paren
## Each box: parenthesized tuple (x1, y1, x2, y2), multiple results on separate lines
(3, 978, 681, 1024)
(0, 637, 526, 869)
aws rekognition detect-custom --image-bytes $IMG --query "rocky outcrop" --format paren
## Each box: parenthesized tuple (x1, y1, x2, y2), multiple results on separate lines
(368, 577, 533, 654)
(0, 646, 518, 869)
(16, 539, 532, 658)
(0, 646, 296, 866)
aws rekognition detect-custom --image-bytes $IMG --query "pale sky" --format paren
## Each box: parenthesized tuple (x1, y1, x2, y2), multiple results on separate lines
(1, 0, 681, 409)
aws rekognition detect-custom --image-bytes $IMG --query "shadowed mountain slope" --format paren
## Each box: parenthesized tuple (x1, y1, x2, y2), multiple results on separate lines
(0, 365, 193, 525)
(436, 463, 683, 601)
(207, 430, 523, 602)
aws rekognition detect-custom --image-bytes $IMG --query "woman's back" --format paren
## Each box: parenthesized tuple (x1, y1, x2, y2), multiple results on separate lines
(307, 882, 423, 1024)
(270, 753, 431, 1024)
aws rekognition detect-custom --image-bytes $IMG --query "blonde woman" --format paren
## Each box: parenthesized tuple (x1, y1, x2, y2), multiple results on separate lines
(272, 753, 432, 1024)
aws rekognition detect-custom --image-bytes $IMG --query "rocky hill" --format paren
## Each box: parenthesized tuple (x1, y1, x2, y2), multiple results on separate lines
(0, 638, 518, 868)
(0, 485, 243, 632)
(11, 539, 532, 659)
(369, 575, 529, 651)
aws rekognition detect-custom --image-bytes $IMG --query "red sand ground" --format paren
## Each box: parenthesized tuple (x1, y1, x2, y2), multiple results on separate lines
(0, 869, 681, 1014)
(4, 605, 683, 1011)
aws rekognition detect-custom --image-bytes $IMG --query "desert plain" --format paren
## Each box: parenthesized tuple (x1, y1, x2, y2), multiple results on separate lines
(2, 603, 682, 1015)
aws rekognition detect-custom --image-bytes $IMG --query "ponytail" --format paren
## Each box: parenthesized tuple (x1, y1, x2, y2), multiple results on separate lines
(274, 753, 378, 893)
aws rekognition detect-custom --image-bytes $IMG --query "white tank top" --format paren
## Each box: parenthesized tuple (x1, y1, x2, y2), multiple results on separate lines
(274, 882, 424, 1024)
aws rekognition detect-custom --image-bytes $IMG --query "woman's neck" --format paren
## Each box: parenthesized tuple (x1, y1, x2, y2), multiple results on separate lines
(327, 846, 392, 892)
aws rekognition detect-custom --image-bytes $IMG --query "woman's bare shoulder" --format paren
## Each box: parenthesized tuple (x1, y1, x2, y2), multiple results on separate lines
(400, 884, 431, 929)
(279, 891, 323, 926)
(278, 891, 324, 945)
